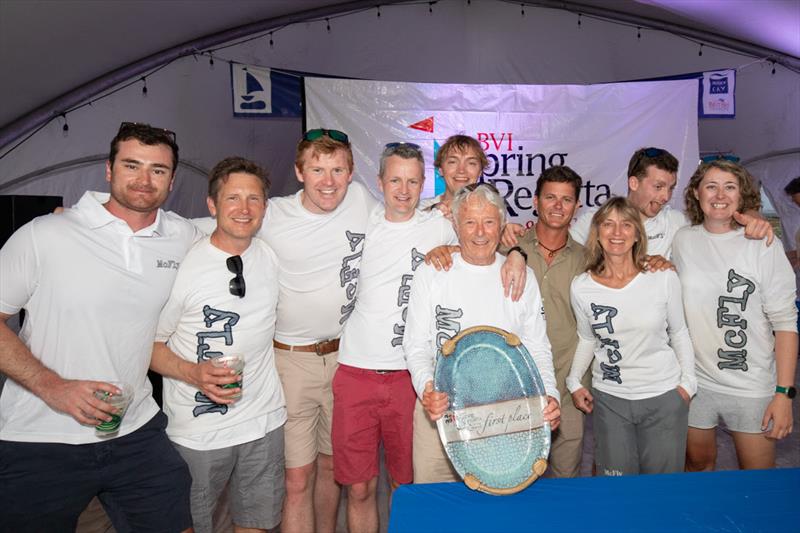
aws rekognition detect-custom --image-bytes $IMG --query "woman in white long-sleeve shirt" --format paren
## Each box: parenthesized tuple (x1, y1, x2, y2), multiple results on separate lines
(566, 196, 696, 476)
(673, 160, 797, 471)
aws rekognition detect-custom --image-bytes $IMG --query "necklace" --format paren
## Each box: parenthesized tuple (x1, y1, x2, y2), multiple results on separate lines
(538, 240, 567, 258)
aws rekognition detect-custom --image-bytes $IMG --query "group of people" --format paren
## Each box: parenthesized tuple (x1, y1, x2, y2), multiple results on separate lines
(0, 122, 796, 533)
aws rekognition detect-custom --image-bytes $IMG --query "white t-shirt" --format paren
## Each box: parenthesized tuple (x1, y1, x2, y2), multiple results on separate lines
(566, 270, 697, 400)
(195, 182, 377, 345)
(672, 226, 797, 397)
(339, 208, 457, 369)
(155, 238, 286, 450)
(570, 204, 689, 258)
(403, 253, 558, 401)
(0, 191, 200, 444)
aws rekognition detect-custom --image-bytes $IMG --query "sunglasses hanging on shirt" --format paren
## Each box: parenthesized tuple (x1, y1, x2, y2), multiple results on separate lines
(227, 255, 246, 298)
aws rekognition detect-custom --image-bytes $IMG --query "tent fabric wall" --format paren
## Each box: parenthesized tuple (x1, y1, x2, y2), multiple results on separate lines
(0, 1, 797, 219)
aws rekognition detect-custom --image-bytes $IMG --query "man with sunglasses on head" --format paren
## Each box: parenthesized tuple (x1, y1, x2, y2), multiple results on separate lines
(193, 129, 377, 533)
(333, 142, 457, 533)
(150, 157, 286, 533)
(0, 122, 197, 531)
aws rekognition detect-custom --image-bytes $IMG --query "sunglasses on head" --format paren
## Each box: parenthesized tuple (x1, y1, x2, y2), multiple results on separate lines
(303, 128, 350, 145)
(384, 142, 422, 150)
(701, 154, 740, 163)
(118, 121, 177, 143)
(226, 255, 245, 298)
(640, 147, 666, 158)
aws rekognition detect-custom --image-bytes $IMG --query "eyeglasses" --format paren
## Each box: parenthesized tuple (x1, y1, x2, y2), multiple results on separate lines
(384, 142, 421, 150)
(303, 128, 350, 145)
(701, 154, 740, 163)
(118, 122, 177, 143)
(227, 255, 246, 298)
(463, 182, 500, 195)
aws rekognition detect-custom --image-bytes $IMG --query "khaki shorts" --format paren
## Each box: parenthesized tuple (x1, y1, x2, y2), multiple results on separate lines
(275, 347, 338, 468)
(412, 399, 459, 484)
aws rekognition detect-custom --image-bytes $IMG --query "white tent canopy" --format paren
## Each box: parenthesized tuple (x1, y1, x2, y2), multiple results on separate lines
(1, 0, 798, 241)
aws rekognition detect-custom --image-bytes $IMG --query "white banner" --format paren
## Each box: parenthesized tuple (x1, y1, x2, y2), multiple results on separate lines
(305, 78, 699, 225)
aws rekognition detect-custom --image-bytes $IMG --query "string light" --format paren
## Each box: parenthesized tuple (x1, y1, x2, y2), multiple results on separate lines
(326, 18, 331, 32)
(269, 32, 274, 48)
(376, 5, 381, 18)
(141, 77, 148, 96)
(698, 43, 703, 56)
(578, 13, 582, 27)
(61, 113, 69, 133)
(521, 4, 525, 17)
(771, 61, 776, 75)
(429, 2, 433, 14)
(208, 53, 215, 67)
(637, 27, 641, 40)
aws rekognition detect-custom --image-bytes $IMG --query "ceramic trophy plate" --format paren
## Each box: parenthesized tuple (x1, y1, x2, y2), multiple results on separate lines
(434, 325, 550, 495)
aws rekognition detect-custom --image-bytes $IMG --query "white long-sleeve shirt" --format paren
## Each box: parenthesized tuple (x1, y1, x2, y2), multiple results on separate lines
(672, 225, 797, 397)
(403, 253, 558, 402)
(566, 269, 697, 400)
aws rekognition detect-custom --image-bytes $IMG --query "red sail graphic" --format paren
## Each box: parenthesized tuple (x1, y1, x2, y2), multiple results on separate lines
(408, 116, 434, 133)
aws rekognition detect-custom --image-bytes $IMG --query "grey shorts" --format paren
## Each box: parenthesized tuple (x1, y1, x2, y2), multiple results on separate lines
(688, 387, 773, 434)
(173, 426, 285, 533)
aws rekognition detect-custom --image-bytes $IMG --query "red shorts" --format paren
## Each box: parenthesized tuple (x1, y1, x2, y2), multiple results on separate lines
(332, 364, 416, 485)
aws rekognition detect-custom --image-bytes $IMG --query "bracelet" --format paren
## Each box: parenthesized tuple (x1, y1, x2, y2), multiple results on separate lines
(509, 246, 528, 262)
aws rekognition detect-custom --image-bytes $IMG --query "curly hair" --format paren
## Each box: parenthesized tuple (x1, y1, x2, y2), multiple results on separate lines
(684, 160, 761, 227)
(584, 196, 648, 275)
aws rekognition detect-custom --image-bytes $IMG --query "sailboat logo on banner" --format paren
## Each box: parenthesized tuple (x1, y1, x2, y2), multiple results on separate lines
(232, 64, 273, 116)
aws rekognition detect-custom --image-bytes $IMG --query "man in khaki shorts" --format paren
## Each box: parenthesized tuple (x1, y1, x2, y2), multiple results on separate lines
(266, 129, 376, 532)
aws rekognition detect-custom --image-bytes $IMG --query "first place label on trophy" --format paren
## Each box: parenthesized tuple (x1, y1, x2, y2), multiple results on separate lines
(440, 396, 546, 443)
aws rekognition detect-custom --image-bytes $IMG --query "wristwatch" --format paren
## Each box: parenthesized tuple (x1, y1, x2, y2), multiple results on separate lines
(775, 385, 797, 399)
(508, 246, 528, 262)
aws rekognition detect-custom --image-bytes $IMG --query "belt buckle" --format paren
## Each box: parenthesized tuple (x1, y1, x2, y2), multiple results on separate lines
(375, 369, 389, 375)
(314, 340, 328, 356)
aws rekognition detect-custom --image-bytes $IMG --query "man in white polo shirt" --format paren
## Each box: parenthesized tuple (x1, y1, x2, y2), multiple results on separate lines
(0, 122, 196, 531)
(151, 157, 286, 533)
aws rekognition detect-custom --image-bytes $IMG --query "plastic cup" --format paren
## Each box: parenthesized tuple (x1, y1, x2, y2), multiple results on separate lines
(212, 355, 245, 399)
(94, 382, 134, 437)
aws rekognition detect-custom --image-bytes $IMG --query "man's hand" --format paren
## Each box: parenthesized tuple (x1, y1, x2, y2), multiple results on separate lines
(185, 359, 241, 405)
(571, 387, 594, 414)
(543, 396, 561, 431)
(734, 211, 774, 246)
(425, 245, 459, 271)
(434, 202, 453, 221)
(500, 249, 527, 302)
(762, 395, 793, 440)
(644, 255, 675, 272)
(38, 377, 122, 426)
(422, 381, 449, 421)
(501, 223, 526, 248)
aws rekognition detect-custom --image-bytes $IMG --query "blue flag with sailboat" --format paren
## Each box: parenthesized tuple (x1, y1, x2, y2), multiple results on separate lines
(231, 63, 302, 117)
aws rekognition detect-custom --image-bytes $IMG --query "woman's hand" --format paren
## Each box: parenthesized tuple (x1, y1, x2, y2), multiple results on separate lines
(571, 387, 594, 414)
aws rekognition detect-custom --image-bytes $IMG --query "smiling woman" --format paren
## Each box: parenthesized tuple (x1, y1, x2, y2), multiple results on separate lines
(567, 196, 696, 477)
(673, 160, 798, 473)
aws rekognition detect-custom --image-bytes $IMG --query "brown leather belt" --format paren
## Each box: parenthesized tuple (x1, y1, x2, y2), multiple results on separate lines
(273, 339, 340, 356)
